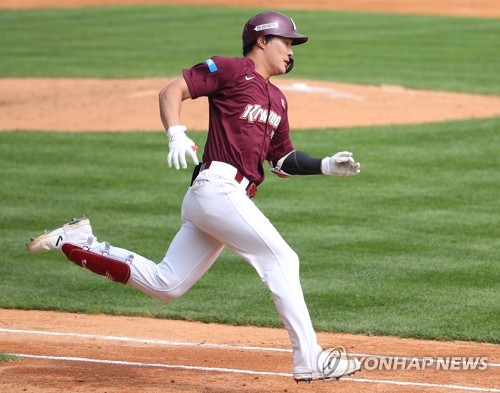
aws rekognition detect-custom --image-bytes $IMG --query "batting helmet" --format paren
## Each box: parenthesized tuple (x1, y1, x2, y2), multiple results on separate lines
(242, 12, 308, 50)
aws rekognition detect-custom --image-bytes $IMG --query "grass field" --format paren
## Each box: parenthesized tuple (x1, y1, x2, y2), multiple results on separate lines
(0, 5, 499, 344)
(1, 119, 499, 342)
(1, 6, 500, 93)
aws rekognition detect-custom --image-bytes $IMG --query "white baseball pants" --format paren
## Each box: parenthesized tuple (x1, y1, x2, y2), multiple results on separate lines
(88, 162, 322, 375)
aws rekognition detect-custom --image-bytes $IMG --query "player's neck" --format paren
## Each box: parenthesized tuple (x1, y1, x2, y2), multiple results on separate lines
(245, 54, 271, 82)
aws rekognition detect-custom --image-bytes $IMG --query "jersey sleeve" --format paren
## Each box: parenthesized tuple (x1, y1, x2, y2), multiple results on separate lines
(266, 95, 294, 163)
(182, 56, 242, 99)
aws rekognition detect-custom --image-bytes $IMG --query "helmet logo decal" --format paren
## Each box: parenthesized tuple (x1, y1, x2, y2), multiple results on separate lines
(242, 12, 308, 48)
(254, 22, 279, 32)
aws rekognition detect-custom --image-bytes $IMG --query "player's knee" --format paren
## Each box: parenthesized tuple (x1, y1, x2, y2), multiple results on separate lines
(281, 248, 300, 272)
(129, 270, 191, 303)
(150, 285, 188, 302)
(263, 248, 300, 279)
(125, 255, 195, 302)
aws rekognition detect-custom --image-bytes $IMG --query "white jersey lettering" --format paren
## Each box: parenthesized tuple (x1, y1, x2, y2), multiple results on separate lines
(240, 104, 282, 128)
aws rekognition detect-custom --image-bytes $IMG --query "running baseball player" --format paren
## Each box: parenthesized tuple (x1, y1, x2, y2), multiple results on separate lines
(27, 12, 361, 382)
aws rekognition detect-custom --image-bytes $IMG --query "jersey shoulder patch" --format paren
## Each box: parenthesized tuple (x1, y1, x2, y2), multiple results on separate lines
(208, 56, 248, 76)
(204, 58, 218, 73)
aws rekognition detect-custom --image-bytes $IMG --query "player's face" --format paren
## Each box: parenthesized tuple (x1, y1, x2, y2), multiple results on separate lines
(265, 37, 294, 76)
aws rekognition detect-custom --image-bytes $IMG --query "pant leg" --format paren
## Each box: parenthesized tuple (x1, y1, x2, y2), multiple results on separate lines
(86, 215, 224, 302)
(183, 171, 322, 375)
(127, 220, 224, 302)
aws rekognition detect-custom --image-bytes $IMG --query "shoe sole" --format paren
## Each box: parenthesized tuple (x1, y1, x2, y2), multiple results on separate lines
(27, 216, 89, 254)
(294, 363, 360, 383)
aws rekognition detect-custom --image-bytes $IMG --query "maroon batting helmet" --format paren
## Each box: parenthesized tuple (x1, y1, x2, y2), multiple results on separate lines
(242, 12, 308, 49)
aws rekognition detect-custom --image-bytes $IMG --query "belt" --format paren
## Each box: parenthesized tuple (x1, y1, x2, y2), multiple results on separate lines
(197, 161, 258, 199)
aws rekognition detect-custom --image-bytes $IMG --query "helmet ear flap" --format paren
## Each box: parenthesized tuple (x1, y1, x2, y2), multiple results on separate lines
(285, 57, 295, 74)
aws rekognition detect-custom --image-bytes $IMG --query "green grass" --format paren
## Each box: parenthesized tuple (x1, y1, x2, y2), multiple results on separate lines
(0, 353, 19, 362)
(0, 4, 498, 344)
(1, 118, 499, 342)
(0, 6, 499, 93)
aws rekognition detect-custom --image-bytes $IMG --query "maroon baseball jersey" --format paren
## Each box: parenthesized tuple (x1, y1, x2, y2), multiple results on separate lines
(183, 56, 294, 185)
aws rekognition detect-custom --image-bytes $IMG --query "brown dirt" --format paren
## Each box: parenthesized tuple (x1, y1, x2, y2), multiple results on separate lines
(1, 309, 499, 393)
(1, 0, 500, 132)
(1, 1, 500, 392)
(2, 78, 500, 132)
(2, 0, 500, 18)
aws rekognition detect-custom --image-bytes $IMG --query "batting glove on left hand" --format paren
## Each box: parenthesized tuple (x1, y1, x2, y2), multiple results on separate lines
(321, 151, 361, 176)
(167, 125, 199, 170)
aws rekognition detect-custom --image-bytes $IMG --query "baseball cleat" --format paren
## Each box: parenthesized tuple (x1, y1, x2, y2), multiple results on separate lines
(294, 357, 361, 383)
(27, 216, 94, 254)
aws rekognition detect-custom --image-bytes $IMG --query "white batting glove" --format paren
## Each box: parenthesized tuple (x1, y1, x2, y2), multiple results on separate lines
(321, 151, 361, 176)
(167, 125, 199, 170)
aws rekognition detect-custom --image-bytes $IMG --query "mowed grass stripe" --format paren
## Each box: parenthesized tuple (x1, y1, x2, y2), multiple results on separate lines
(0, 6, 499, 94)
(1, 118, 498, 342)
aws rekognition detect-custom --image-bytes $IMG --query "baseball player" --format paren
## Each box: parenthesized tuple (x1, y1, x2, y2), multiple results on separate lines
(27, 12, 361, 382)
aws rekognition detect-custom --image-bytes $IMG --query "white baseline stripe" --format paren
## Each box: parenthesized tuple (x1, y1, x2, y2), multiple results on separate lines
(1, 328, 498, 367)
(8, 353, 291, 377)
(0, 328, 289, 352)
(8, 353, 500, 393)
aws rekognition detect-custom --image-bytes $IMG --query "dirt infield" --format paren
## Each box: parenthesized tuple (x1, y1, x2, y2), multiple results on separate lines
(1, 309, 499, 393)
(2, 78, 500, 132)
(2, 0, 500, 18)
(1, 1, 500, 392)
(1, 0, 500, 132)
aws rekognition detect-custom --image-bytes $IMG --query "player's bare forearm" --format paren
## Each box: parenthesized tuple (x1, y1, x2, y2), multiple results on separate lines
(159, 77, 192, 131)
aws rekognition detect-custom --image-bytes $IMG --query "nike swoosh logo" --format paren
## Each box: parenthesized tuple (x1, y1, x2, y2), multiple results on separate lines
(55, 235, 63, 246)
(245, 76, 254, 80)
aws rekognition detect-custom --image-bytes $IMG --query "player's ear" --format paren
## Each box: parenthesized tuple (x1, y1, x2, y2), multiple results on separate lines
(256, 36, 267, 49)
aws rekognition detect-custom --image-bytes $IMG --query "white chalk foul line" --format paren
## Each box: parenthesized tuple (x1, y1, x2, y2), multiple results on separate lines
(278, 82, 364, 100)
(7, 353, 500, 392)
(7, 353, 291, 377)
(0, 328, 289, 353)
(1, 328, 498, 368)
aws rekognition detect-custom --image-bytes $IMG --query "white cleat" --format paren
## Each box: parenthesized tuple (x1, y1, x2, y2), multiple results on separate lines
(294, 350, 361, 383)
(27, 217, 94, 254)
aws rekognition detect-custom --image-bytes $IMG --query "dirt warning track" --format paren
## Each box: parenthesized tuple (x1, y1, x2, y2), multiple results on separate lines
(1, 309, 499, 393)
